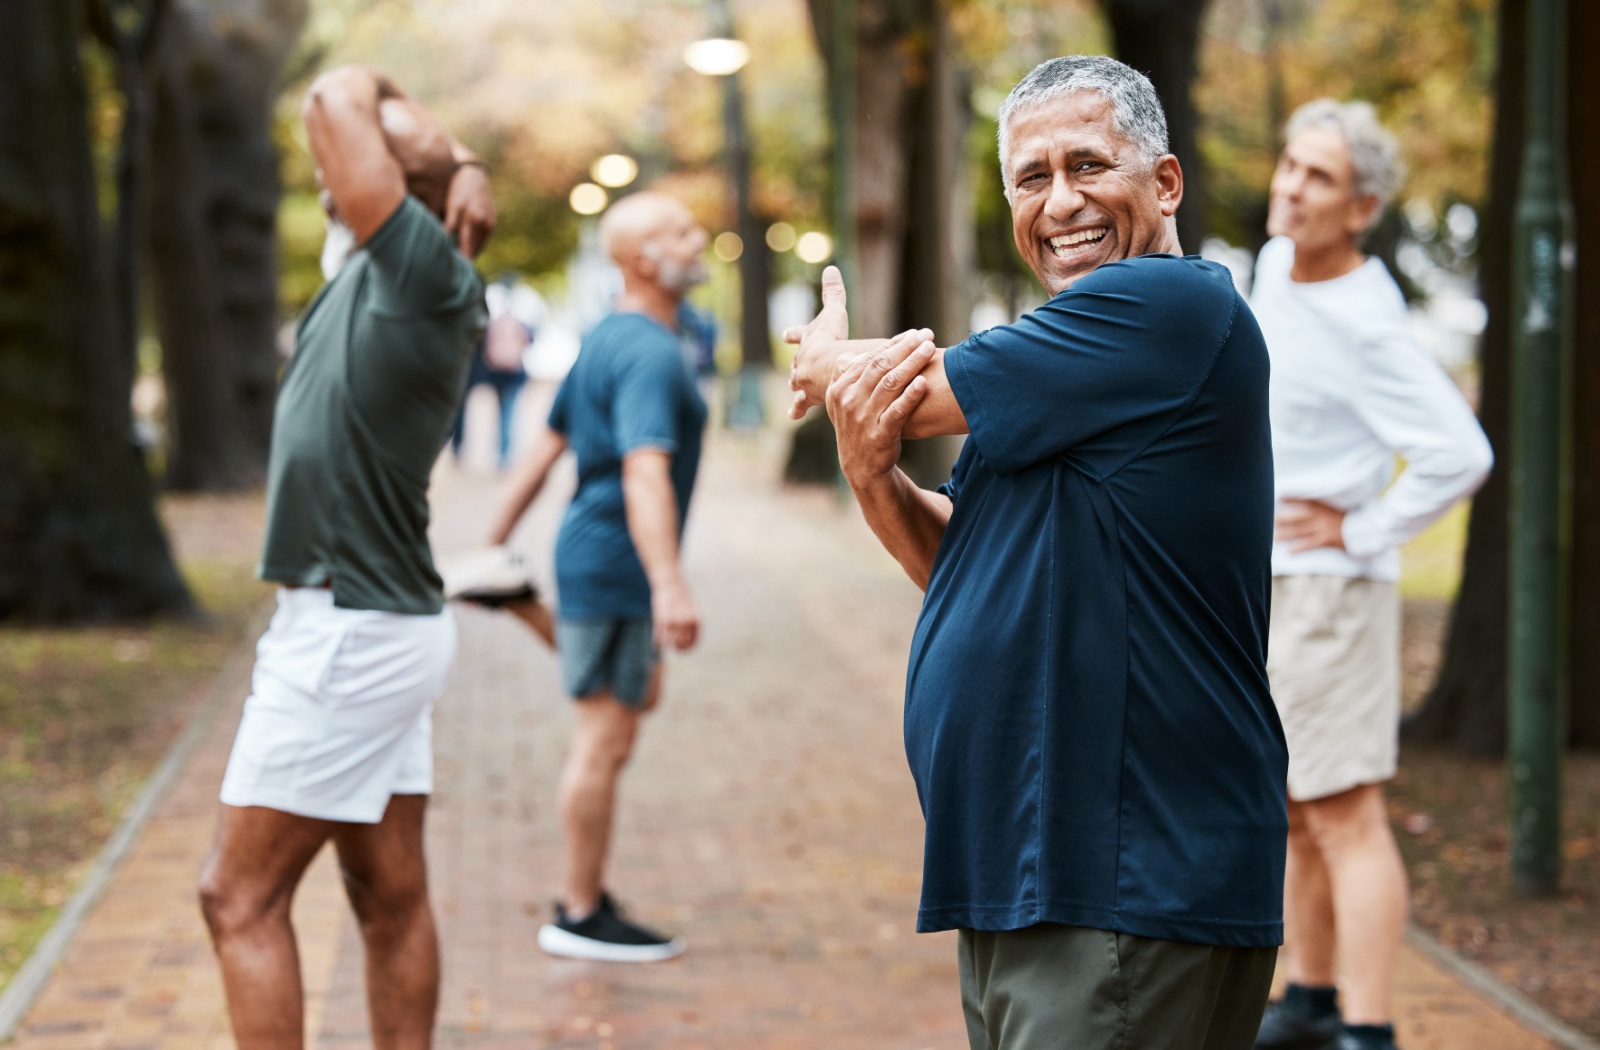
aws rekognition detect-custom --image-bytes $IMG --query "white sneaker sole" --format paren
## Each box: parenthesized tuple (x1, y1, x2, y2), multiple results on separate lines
(536, 923, 685, 963)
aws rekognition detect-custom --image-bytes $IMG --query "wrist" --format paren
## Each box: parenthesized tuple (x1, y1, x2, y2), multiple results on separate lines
(845, 464, 899, 499)
(648, 568, 685, 591)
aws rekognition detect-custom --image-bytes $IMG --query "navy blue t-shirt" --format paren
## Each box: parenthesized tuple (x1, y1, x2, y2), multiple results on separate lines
(549, 313, 707, 620)
(907, 254, 1287, 947)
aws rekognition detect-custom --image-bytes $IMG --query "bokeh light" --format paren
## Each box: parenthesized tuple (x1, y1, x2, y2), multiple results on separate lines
(713, 231, 744, 261)
(795, 231, 833, 264)
(683, 38, 751, 77)
(569, 183, 608, 215)
(592, 154, 639, 189)
(765, 222, 797, 252)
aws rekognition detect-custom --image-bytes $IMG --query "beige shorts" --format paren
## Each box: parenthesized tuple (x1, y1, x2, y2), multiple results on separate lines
(1266, 575, 1400, 802)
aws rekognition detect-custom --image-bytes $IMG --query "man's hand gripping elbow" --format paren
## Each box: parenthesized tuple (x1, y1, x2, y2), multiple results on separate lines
(826, 331, 938, 492)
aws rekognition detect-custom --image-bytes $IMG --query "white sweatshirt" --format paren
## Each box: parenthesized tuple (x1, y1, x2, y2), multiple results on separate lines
(1250, 236, 1493, 582)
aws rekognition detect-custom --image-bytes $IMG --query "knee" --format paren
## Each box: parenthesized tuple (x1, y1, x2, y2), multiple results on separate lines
(341, 865, 428, 931)
(197, 864, 277, 942)
(573, 721, 638, 775)
(1302, 789, 1388, 856)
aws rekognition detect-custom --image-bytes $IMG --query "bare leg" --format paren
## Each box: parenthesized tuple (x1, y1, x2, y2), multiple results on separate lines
(1282, 798, 1338, 988)
(557, 685, 652, 916)
(1302, 783, 1408, 1024)
(502, 597, 556, 649)
(333, 794, 439, 1050)
(198, 805, 334, 1050)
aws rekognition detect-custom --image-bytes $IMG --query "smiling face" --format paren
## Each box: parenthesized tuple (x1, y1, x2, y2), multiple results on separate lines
(1267, 126, 1378, 256)
(1003, 91, 1183, 295)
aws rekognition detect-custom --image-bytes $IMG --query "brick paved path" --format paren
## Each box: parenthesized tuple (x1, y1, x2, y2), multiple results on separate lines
(6, 431, 1561, 1050)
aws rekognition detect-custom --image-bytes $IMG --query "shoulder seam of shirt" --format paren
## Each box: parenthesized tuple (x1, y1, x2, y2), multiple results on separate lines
(1096, 288, 1241, 482)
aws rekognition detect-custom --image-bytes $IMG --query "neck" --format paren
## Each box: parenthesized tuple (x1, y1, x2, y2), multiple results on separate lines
(615, 278, 679, 329)
(1288, 237, 1366, 283)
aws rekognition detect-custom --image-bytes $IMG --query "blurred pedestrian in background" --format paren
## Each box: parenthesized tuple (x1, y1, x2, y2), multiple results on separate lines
(790, 55, 1286, 1050)
(198, 66, 493, 1049)
(1249, 99, 1493, 1050)
(452, 273, 546, 470)
(469, 190, 709, 963)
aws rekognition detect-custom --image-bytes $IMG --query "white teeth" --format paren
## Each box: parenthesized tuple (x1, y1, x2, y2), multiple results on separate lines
(1048, 229, 1106, 249)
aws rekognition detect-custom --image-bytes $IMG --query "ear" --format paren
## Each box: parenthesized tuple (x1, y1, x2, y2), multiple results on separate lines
(1154, 155, 1184, 218)
(1348, 194, 1382, 236)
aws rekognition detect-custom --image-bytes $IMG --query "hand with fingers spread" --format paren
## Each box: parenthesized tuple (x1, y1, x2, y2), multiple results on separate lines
(827, 329, 939, 486)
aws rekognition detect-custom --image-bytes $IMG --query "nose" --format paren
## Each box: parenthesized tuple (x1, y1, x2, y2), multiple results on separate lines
(1042, 169, 1086, 223)
(1278, 166, 1305, 201)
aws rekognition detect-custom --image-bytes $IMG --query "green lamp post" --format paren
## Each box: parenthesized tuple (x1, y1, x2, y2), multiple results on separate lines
(1508, 0, 1574, 898)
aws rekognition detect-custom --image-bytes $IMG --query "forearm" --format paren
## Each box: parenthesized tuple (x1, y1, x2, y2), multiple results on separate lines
(302, 67, 406, 238)
(1343, 459, 1491, 556)
(848, 469, 952, 591)
(622, 456, 685, 588)
(793, 338, 885, 405)
(486, 427, 567, 545)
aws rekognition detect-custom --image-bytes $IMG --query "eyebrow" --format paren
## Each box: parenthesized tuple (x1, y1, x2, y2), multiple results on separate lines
(1011, 144, 1113, 179)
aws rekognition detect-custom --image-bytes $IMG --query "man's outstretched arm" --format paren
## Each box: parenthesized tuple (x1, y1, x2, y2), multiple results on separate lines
(486, 425, 569, 546)
(786, 266, 968, 440)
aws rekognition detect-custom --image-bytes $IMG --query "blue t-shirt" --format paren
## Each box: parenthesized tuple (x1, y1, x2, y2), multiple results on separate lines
(908, 254, 1287, 947)
(549, 313, 708, 620)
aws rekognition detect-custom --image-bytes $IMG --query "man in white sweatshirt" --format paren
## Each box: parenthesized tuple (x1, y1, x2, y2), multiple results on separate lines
(1249, 100, 1493, 1050)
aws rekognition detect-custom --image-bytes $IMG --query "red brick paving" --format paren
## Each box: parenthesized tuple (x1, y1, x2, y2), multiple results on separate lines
(5, 430, 1560, 1049)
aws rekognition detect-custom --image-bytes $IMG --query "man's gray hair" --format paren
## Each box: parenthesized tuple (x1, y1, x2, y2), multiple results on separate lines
(997, 55, 1170, 195)
(1285, 98, 1406, 216)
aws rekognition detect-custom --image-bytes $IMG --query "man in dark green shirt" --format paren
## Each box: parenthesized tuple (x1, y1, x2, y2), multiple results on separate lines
(199, 66, 492, 1049)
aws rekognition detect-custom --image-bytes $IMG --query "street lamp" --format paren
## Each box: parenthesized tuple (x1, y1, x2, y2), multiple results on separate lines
(592, 154, 639, 189)
(685, 0, 770, 429)
(569, 182, 608, 216)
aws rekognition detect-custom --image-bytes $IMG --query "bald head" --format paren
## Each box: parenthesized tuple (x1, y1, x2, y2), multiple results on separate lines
(599, 193, 693, 262)
(600, 192, 709, 298)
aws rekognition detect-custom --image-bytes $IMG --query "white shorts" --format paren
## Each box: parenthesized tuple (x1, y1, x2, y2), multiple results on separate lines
(1266, 575, 1401, 802)
(219, 587, 457, 823)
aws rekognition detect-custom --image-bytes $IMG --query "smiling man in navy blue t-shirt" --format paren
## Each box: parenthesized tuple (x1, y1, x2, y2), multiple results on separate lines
(789, 56, 1287, 1050)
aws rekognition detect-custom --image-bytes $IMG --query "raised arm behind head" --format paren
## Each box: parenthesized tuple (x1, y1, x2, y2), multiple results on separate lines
(303, 66, 494, 258)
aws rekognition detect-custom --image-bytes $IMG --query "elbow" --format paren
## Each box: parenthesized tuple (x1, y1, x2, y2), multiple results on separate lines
(1464, 434, 1495, 495)
(302, 66, 368, 121)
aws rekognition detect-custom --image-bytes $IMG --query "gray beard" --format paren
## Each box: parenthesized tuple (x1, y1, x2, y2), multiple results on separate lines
(656, 256, 709, 296)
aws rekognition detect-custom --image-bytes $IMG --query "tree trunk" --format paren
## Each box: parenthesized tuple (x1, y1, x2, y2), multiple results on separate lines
(146, 0, 307, 491)
(1099, 0, 1211, 253)
(1408, 0, 1600, 751)
(792, 0, 974, 488)
(0, 0, 191, 621)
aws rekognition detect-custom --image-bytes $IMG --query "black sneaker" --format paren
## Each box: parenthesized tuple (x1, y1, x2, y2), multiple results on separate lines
(1255, 998, 1342, 1050)
(536, 893, 685, 962)
(1337, 1028, 1398, 1050)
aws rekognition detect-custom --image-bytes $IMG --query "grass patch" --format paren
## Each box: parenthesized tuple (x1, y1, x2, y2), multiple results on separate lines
(1400, 500, 1470, 602)
(0, 550, 269, 991)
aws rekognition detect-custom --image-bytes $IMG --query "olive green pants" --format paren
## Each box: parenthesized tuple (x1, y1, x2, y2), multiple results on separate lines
(959, 924, 1277, 1050)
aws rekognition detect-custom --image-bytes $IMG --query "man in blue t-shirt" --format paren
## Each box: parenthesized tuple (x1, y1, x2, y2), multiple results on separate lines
(479, 192, 709, 962)
(789, 56, 1287, 1049)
